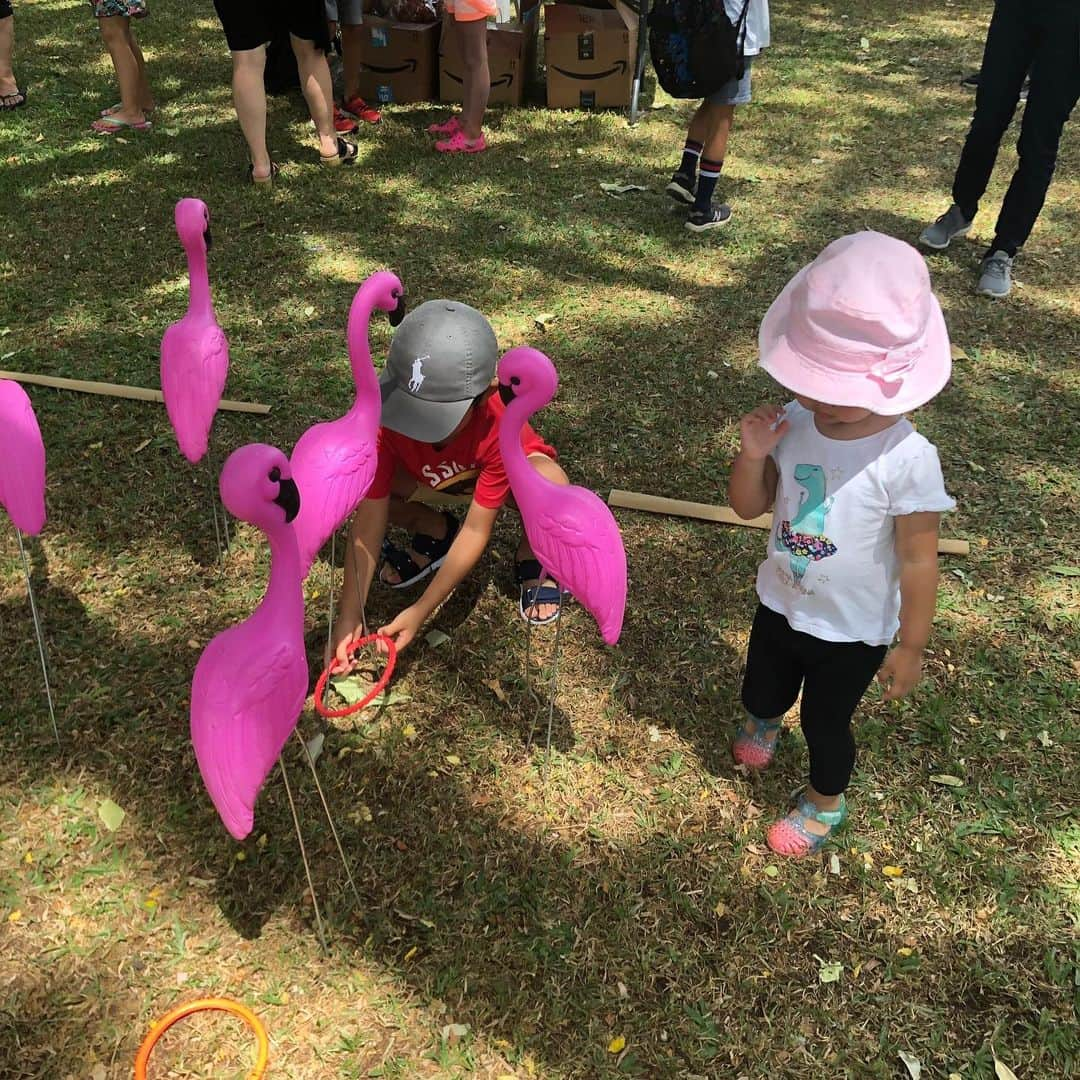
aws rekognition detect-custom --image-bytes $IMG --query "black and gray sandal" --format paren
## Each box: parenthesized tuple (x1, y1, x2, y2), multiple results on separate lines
(380, 512, 459, 590)
(514, 558, 563, 627)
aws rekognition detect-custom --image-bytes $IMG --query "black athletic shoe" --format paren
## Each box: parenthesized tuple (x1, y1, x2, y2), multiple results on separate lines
(666, 172, 696, 205)
(685, 204, 732, 232)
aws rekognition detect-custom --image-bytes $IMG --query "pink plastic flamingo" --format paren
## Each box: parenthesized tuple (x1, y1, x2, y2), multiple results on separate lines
(289, 270, 405, 580)
(497, 347, 628, 763)
(160, 198, 229, 464)
(0, 379, 58, 742)
(498, 347, 627, 644)
(190, 443, 305, 842)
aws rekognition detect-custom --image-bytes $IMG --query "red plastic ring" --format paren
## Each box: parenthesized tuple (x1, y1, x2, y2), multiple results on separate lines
(313, 633, 397, 718)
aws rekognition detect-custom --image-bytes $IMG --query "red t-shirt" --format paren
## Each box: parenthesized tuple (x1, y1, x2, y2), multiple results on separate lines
(368, 393, 556, 510)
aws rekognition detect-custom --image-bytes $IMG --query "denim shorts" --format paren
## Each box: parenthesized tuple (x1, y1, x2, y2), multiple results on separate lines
(707, 57, 753, 106)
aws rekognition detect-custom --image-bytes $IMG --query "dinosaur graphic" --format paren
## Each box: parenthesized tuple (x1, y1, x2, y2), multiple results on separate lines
(775, 463, 838, 584)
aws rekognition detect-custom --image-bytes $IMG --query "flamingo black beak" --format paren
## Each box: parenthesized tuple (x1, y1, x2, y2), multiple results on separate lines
(204, 227, 213, 252)
(498, 382, 516, 406)
(389, 293, 406, 327)
(273, 477, 300, 523)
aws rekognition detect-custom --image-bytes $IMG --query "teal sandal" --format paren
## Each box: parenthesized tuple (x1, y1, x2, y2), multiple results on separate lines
(767, 794, 848, 857)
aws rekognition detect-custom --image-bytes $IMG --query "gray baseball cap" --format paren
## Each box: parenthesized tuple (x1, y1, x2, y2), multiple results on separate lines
(379, 300, 499, 443)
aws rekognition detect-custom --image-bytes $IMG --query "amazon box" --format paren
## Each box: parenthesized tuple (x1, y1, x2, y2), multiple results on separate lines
(544, 2, 638, 109)
(439, 1, 540, 106)
(355, 16, 440, 104)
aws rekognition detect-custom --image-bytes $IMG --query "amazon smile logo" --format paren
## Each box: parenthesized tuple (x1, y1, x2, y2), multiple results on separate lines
(443, 70, 514, 89)
(550, 60, 627, 80)
(363, 59, 418, 74)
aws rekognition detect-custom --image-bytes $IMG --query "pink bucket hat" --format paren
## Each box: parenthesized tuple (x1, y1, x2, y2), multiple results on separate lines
(758, 231, 951, 415)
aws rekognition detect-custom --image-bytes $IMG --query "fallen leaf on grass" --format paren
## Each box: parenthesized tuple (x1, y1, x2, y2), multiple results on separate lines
(1037, 730, 1053, 747)
(762, 865, 780, 878)
(882, 865, 904, 878)
(305, 732, 325, 765)
(425, 629, 450, 647)
(1047, 564, 1080, 577)
(599, 182, 648, 196)
(445, 754, 462, 767)
(7, 909, 21, 924)
(303, 305, 315, 317)
(485, 679, 507, 703)
(441, 1023, 469, 1042)
(992, 1051, 1020, 1080)
(829, 853, 841, 875)
(534, 313, 556, 331)
(98, 799, 126, 832)
(898, 1050, 921, 1079)
(607, 1035, 626, 1054)
(929, 774, 964, 787)
(133, 438, 152, 454)
(817, 958, 843, 983)
(403, 945, 418, 962)
(91, 1065, 107, 1080)
(897, 947, 914, 958)
(402, 722, 418, 741)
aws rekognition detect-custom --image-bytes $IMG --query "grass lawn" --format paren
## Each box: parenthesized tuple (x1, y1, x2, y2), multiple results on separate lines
(1, 0, 1078, 1076)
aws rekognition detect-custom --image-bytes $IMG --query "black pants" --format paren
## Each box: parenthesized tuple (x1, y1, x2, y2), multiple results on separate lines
(740, 605, 887, 797)
(952, 0, 1080, 253)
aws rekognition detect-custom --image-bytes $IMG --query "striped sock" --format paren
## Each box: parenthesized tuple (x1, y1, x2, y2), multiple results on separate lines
(694, 157, 723, 211)
(678, 139, 703, 180)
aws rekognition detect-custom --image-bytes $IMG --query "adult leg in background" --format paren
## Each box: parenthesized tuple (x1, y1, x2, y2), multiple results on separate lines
(229, 46, 273, 178)
(97, 16, 147, 125)
(458, 17, 489, 141)
(290, 32, 339, 158)
(0, 6, 24, 108)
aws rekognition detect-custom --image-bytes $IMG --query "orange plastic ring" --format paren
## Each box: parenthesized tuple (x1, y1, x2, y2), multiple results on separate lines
(134, 997, 269, 1080)
(313, 632, 397, 719)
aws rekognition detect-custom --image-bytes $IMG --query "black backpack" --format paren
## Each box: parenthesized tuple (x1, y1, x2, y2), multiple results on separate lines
(648, 0, 752, 100)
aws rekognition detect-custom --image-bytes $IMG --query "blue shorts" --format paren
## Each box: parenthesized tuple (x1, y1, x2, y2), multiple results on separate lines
(707, 58, 753, 106)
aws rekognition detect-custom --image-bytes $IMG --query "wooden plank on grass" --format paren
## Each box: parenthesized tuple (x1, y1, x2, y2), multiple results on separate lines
(0, 370, 271, 415)
(607, 489, 970, 556)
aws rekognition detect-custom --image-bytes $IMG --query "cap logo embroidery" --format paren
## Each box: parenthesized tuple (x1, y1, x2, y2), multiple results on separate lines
(408, 356, 428, 394)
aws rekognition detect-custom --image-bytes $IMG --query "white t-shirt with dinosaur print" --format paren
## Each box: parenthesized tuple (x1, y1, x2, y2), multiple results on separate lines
(757, 401, 955, 647)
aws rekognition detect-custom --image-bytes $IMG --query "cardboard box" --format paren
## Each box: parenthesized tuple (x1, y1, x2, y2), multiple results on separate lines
(439, 0, 540, 106)
(355, 16, 440, 104)
(544, 2, 638, 110)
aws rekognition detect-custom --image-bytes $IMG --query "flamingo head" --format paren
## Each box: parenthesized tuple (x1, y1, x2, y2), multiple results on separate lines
(219, 444, 300, 530)
(363, 270, 407, 326)
(175, 197, 212, 254)
(497, 347, 559, 410)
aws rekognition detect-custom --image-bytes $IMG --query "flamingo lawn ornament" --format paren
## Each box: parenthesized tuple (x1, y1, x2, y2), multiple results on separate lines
(160, 197, 231, 557)
(0, 380, 59, 744)
(190, 444, 363, 949)
(497, 347, 628, 766)
(290, 270, 405, 653)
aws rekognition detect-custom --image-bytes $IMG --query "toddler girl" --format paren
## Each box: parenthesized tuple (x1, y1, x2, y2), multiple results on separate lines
(728, 231, 955, 857)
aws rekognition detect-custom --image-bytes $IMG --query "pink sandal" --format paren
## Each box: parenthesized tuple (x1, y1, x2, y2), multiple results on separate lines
(732, 715, 782, 769)
(91, 114, 151, 135)
(767, 795, 848, 858)
(435, 130, 486, 154)
(427, 115, 461, 136)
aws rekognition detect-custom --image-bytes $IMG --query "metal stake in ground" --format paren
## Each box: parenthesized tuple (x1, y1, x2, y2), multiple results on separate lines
(279, 755, 329, 954)
(15, 527, 59, 746)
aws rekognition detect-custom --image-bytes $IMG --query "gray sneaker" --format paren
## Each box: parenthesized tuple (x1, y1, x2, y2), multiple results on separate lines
(977, 250, 1013, 298)
(919, 204, 972, 250)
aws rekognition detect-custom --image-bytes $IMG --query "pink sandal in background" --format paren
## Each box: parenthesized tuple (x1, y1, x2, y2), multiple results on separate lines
(732, 715, 782, 769)
(91, 114, 151, 134)
(435, 130, 486, 154)
(427, 115, 461, 136)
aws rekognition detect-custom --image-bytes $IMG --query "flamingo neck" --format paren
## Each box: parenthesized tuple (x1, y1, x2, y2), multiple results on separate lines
(258, 526, 304, 630)
(346, 291, 382, 412)
(499, 393, 544, 495)
(185, 243, 212, 318)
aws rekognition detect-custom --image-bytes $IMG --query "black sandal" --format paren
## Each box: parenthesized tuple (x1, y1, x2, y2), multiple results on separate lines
(319, 137, 358, 167)
(380, 512, 459, 590)
(514, 558, 563, 627)
(1, 87, 27, 111)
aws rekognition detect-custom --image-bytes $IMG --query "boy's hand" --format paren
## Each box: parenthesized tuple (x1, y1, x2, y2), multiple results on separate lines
(878, 644, 923, 702)
(739, 405, 789, 461)
(330, 616, 366, 670)
(379, 605, 424, 654)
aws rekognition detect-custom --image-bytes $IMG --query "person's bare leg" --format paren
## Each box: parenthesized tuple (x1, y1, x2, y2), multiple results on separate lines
(230, 47, 273, 179)
(458, 19, 489, 140)
(515, 455, 568, 621)
(97, 17, 146, 124)
(0, 15, 19, 100)
(340, 24, 365, 103)
(687, 101, 735, 162)
(381, 473, 452, 585)
(291, 35, 339, 157)
(126, 24, 155, 111)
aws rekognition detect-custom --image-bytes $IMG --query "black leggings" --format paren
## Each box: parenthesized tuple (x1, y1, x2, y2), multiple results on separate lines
(740, 604, 887, 797)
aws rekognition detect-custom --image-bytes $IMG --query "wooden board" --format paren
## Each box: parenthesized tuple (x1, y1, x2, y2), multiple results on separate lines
(0, 370, 271, 415)
(607, 489, 970, 556)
